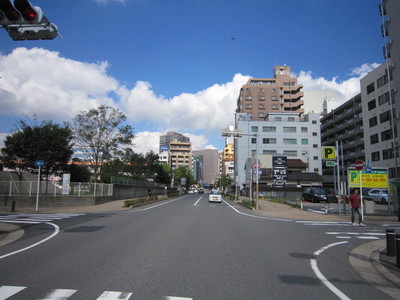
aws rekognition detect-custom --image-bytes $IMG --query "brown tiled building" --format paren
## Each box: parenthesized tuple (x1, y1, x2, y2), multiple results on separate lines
(236, 65, 304, 120)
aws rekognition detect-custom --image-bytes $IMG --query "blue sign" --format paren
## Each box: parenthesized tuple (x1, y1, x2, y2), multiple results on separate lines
(35, 160, 44, 167)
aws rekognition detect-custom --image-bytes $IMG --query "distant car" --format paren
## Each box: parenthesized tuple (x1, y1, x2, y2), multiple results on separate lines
(209, 190, 222, 203)
(302, 187, 335, 203)
(367, 189, 390, 204)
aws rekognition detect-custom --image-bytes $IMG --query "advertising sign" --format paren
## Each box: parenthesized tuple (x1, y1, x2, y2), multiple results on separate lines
(62, 174, 70, 195)
(348, 168, 389, 189)
(273, 154, 287, 184)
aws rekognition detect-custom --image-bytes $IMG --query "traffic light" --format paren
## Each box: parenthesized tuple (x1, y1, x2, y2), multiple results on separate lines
(0, 0, 43, 25)
(0, 0, 58, 41)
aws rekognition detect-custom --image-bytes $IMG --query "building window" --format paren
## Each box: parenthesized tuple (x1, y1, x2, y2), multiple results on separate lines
(251, 126, 258, 132)
(283, 138, 297, 144)
(371, 151, 380, 162)
(301, 127, 308, 133)
(380, 110, 391, 123)
(369, 116, 378, 128)
(383, 149, 394, 160)
(378, 92, 390, 105)
(259, 96, 265, 101)
(312, 120, 317, 124)
(274, 116, 282, 121)
(263, 150, 277, 155)
(368, 99, 376, 111)
(251, 137, 257, 144)
(366, 82, 375, 94)
(313, 144, 318, 148)
(284, 150, 297, 156)
(272, 105, 280, 110)
(370, 134, 379, 144)
(263, 138, 276, 144)
(245, 95, 252, 100)
(312, 132, 318, 136)
(377, 72, 388, 88)
(313, 156, 318, 160)
(258, 104, 266, 109)
(288, 117, 295, 122)
(245, 104, 252, 109)
(263, 126, 276, 132)
(283, 127, 297, 133)
(381, 129, 392, 141)
(301, 139, 308, 145)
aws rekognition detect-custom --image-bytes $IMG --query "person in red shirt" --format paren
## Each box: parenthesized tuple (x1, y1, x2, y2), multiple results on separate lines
(347, 189, 365, 226)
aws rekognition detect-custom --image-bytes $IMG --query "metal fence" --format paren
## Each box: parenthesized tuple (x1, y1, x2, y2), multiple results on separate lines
(0, 181, 113, 197)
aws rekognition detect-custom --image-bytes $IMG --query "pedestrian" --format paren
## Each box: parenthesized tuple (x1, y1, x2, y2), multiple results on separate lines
(347, 189, 365, 226)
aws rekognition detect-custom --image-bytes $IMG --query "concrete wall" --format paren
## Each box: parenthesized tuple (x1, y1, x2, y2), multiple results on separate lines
(0, 184, 169, 209)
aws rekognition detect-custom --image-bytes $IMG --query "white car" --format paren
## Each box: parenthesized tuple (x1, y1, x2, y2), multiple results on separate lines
(367, 189, 390, 204)
(209, 190, 222, 203)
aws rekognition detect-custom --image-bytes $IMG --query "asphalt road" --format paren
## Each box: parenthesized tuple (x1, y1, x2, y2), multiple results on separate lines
(0, 194, 394, 299)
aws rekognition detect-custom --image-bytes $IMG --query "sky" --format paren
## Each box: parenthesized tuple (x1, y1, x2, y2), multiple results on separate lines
(0, 0, 385, 154)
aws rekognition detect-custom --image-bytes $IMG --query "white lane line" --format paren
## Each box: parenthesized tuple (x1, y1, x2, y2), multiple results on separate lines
(223, 200, 292, 222)
(0, 222, 60, 260)
(97, 291, 133, 299)
(0, 285, 26, 299)
(310, 241, 350, 300)
(41, 289, 78, 299)
(0, 220, 41, 224)
(194, 194, 206, 206)
(131, 197, 186, 212)
(165, 297, 192, 300)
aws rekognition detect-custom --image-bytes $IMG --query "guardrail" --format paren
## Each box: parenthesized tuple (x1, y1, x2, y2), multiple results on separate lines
(0, 181, 113, 197)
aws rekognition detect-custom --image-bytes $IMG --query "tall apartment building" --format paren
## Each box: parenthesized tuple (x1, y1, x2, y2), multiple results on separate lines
(320, 93, 364, 187)
(234, 112, 322, 190)
(192, 149, 219, 186)
(159, 132, 192, 171)
(379, 0, 400, 178)
(236, 66, 304, 120)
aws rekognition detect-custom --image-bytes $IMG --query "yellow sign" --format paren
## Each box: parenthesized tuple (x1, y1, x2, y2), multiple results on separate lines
(322, 146, 336, 160)
(348, 169, 389, 188)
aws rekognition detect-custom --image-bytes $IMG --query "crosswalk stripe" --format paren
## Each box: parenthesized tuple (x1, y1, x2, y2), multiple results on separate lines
(41, 289, 78, 299)
(97, 291, 133, 299)
(0, 213, 85, 224)
(0, 285, 26, 299)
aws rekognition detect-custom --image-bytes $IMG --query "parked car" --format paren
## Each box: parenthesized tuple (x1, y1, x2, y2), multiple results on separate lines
(209, 190, 222, 203)
(367, 189, 390, 204)
(302, 187, 336, 203)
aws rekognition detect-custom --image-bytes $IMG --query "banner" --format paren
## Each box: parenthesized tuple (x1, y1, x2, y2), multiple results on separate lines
(348, 169, 388, 189)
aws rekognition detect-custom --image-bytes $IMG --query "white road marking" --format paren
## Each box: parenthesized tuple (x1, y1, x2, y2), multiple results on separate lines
(97, 291, 133, 299)
(165, 297, 192, 300)
(41, 289, 78, 299)
(0, 285, 26, 299)
(193, 194, 206, 206)
(223, 199, 292, 222)
(310, 241, 350, 300)
(0, 222, 60, 260)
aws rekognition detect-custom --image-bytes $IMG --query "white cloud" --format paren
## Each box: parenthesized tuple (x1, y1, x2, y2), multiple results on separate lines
(118, 73, 249, 132)
(297, 62, 380, 112)
(0, 47, 118, 122)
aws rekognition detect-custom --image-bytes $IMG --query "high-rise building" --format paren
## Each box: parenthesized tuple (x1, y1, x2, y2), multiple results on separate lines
(236, 66, 304, 120)
(379, 0, 400, 179)
(192, 149, 219, 187)
(159, 132, 192, 171)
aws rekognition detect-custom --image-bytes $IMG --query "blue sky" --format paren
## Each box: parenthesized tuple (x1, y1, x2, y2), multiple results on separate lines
(0, 0, 385, 153)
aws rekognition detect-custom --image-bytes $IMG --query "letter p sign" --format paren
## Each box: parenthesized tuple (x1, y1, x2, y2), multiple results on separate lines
(322, 147, 336, 160)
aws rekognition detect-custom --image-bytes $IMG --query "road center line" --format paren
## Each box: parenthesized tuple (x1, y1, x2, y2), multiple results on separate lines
(310, 241, 350, 300)
(0, 222, 60, 260)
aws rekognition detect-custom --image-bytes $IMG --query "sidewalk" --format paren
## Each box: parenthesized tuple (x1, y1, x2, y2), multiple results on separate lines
(1, 197, 400, 297)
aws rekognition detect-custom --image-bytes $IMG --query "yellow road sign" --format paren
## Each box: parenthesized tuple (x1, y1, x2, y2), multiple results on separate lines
(322, 146, 336, 160)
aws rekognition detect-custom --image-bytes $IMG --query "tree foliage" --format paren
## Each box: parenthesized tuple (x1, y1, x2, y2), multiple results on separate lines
(0, 119, 73, 180)
(71, 105, 135, 180)
(173, 166, 195, 190)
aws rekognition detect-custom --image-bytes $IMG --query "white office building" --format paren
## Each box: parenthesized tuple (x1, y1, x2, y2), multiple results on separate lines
(234, 112, 322, 190)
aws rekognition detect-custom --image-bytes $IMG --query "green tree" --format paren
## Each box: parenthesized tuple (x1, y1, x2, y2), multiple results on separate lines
(69, 159, 92, 182)
(173, 166, 195, 190)
(0, 119, 73, 180)
(71, 105, 135, 181)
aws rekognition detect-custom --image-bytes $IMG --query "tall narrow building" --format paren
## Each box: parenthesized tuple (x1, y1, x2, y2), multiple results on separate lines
(236, 65, 304, 120)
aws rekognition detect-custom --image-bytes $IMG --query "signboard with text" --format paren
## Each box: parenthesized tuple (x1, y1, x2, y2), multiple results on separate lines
(273, 154, 287, 184)
(348, 168, 389, 189)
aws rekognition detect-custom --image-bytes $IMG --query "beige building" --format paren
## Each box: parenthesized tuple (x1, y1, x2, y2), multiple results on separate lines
(236, 65, 304, 120)
(192, 149, 219, 186)
(168, 140, 192, 171)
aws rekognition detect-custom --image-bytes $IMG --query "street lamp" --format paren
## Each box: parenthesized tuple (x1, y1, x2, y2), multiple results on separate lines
(222, 128, 259, 209)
